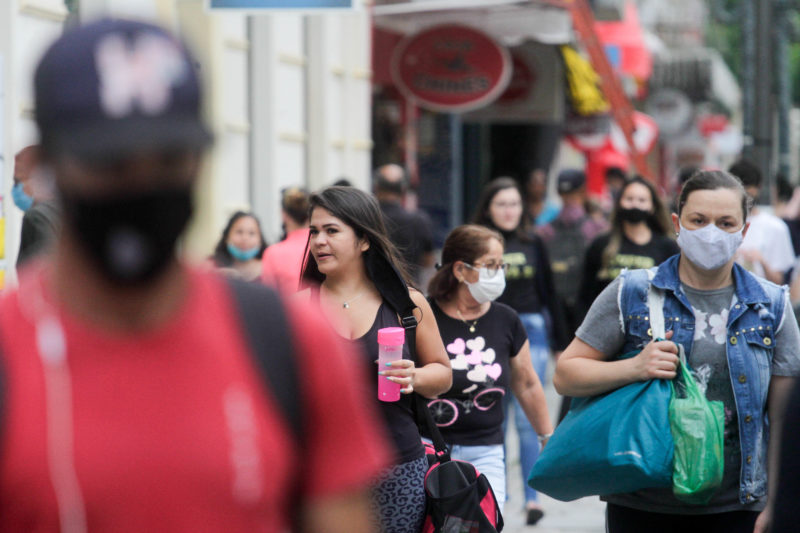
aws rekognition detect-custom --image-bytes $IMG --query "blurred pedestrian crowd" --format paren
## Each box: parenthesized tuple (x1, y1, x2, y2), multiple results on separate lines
(3, 15, 800, 533)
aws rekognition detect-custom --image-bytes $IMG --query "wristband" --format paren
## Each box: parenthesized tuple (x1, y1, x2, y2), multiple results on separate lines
(537, 433, 553, 442)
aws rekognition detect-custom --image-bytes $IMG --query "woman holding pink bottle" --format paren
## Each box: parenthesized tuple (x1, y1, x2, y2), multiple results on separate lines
(299, 186, 451, 533)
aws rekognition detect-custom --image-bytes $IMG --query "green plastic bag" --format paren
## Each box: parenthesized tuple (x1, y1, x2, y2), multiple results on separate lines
(668, 347, 725, 504)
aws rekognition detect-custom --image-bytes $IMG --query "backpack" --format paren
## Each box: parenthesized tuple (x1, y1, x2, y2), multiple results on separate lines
(226, 279, 305, 528)
(418, 393, 504, 533)
(227, 279, 302, 441)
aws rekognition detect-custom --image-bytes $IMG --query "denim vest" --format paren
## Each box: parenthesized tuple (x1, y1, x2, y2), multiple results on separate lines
(618, 255, 786, 504)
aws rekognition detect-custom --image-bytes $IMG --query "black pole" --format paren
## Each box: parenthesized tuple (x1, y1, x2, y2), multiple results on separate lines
(753, 0, 774, 203)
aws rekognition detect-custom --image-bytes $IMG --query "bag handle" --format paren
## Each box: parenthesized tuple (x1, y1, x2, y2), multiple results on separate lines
(646, 271, 666, 341)
(646, 272, 688, 389)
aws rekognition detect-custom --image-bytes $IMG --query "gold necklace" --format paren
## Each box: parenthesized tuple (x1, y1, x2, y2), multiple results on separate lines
(456, 308, 479, 333)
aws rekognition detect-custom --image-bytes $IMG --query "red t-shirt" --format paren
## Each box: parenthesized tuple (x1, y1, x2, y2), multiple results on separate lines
(0, 268, 390, 532)
(261, 228, 310, 293)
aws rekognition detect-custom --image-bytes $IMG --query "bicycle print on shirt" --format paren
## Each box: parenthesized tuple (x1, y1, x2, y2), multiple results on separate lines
(428, 335, 506, 427)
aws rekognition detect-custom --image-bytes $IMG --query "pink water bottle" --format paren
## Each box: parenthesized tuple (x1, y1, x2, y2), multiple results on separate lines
(378, 327, 405, 402)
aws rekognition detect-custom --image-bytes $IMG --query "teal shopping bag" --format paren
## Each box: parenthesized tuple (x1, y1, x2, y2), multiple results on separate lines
(528, 351, 674, 502)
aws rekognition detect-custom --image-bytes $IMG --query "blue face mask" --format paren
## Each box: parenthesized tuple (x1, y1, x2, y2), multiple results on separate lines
(12, 182, 34, 212)
(227, 243, 260, 262)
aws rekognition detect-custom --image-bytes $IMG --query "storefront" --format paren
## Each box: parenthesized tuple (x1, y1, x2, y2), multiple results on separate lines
(371, 0, 574, 240)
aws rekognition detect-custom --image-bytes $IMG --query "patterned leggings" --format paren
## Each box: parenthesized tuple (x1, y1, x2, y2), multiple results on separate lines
(370, 456, 428, 533)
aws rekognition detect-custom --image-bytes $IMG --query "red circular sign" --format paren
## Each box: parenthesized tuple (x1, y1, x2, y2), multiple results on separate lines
(391, 24, 511, 113)
(498, 53, 534, 104)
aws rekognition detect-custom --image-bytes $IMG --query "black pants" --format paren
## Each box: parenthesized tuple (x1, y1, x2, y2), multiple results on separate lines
(606, 504, 759, 533)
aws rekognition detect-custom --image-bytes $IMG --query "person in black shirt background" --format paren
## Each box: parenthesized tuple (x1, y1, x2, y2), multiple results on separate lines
(579, 176, 679, 315)
(473, 177, 567, 525)
(373, 164, 435, 287)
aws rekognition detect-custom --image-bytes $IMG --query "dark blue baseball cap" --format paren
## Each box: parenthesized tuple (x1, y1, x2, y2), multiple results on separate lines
(34, 18, 212, 160)
(557, 169, 586, 194)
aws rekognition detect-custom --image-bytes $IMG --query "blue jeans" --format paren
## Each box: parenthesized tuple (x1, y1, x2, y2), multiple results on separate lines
(450, 444, 506, 506)
(506, 312, 549, 504)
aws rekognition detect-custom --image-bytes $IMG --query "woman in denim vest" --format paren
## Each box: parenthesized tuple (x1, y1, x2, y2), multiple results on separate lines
(555, 170, 800, 533)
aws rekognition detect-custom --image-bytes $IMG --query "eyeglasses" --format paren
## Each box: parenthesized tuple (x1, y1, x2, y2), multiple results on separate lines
(463, 262, 508, 279)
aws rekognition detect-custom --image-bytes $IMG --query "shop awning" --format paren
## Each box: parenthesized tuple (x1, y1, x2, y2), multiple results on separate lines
(372, 0, 574, 45)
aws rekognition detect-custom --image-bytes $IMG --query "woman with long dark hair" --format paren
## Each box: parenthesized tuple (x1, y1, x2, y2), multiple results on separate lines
(211, 211, 268, 282)
(473, 177, 567, 525)
(556, 170, 800, 532)
(578, 176, 679, 313)
(300, 186, 451, 533)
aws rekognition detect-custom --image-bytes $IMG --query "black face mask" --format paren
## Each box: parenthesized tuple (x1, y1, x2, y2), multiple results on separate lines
(61, 186, 193, 286)
(617, 207, 651, 224)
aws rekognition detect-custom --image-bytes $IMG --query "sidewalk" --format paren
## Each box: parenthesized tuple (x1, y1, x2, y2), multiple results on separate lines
(501, 361, 606, 533)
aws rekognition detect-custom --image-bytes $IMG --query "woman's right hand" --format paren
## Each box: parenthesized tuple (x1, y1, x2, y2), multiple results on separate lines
(632, 331, 679, 380)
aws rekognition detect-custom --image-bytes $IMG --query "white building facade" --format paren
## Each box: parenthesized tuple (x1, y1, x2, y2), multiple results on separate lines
(0, 0, 373, 285)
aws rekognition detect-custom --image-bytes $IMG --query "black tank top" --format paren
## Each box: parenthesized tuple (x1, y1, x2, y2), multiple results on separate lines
(350, 301, 424, 464)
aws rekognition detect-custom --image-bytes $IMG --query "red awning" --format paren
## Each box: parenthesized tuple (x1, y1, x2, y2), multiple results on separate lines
(593, 1, 652, 81)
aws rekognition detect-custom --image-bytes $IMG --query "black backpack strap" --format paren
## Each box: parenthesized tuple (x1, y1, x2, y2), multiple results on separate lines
(402, 303, 450, 462)
(226, 279, 303, 442)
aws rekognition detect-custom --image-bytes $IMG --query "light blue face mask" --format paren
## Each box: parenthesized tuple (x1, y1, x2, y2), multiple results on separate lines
(227, 243, 260, 262)
(12, 182, 34, 212)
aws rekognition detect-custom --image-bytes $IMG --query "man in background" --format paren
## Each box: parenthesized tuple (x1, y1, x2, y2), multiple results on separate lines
(729, 159, 795, 284)
(538, 168, 607, 334)
(12, 145, 60, 268)
(373, 163, 435, 287)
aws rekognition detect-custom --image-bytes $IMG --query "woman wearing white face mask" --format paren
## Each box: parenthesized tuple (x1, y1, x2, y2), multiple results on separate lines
(425, 224, 554, 510)
(473, 177, 567, 524)
(555, 170, 800, 533)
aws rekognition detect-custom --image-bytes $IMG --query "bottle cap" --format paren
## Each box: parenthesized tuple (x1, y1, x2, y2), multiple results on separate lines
(377, 327, 405, 346)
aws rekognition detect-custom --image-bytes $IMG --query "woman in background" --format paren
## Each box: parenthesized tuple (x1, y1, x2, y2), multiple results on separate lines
(212, 211, 268, 282)
(579, 176, 679, 313)
(426, 224, 553, 508)
(473, 177, 567, 525)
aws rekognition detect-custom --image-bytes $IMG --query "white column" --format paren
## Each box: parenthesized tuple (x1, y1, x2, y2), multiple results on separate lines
(250, 13, 308, 243)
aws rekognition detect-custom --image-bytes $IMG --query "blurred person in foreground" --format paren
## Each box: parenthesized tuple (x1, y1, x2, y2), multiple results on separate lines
(770, 377, 800, 531)
(261, 186, 310, 292)
(13, 145, 61, 268)
(211, 211, 268, 282)
(0, 18, 389, 532)
(556, 170, 800, 533)
(729, 159, 795, 284)
(373, 164, 435, 287)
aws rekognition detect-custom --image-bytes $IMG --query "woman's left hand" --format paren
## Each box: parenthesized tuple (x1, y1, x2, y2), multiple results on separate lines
(380, 360, 416, 394)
